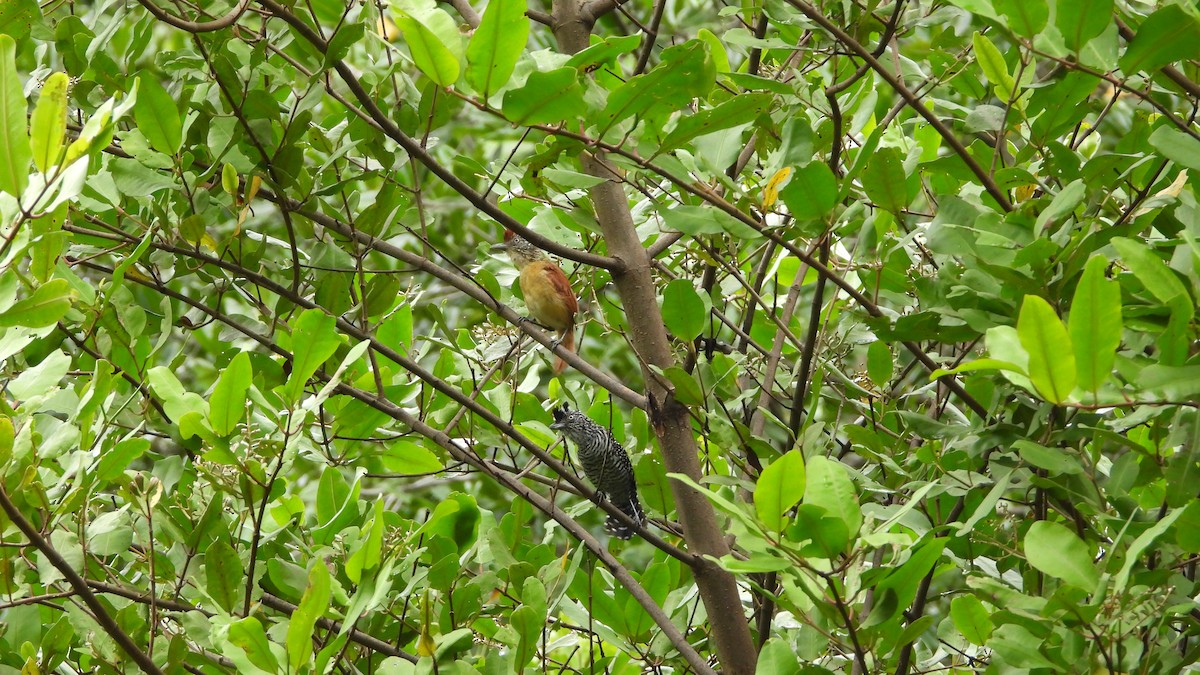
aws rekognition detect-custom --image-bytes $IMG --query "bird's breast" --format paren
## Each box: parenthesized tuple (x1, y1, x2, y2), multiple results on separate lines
(518, 262, 577, 331)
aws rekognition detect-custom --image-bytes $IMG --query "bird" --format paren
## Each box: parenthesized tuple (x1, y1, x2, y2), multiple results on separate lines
(550, 404, 645, 539)
(492, 230, 578, 374)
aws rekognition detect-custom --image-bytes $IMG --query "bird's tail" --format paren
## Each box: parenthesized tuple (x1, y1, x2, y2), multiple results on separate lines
(604, 493, 646, 540)
(552, 325, 576, 374)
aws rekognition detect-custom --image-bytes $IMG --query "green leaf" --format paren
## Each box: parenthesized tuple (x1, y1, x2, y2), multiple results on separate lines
(0, 0, 38, 43)
(1119, 5, 1200, 75)
(660, 204, 759, 239)
(718, 552, 793, 573)
(393, 5, 462, 87)
(951, 595, 994, 645)
(313, 469, 362, 546)
(790, 504, 849, 559)
(802, 455, 861, 538)
(63, 82, 136, 168)
(434, 628, 476, 661)
(324, 22, 365, 66)
(779, 161, 838, 221)
(501, 68, 585, 125)
(346, 500, 385, 584)
(382, 440, 443, 474)
(86, 509, 133, 556)
(1113, 507, 1185, 592)
(228, 617, 280, 673)
(1034, 178, 1085, 230)
(866, 341, 893, 388)
(133, 76, 181, 155)
(465, 0, 528, 96)
(415, 492, 480, 553)
(1024, 520, 1098, 589)
(221, 162, 238, 196)
(596, 40, 714, 135)
(30, 72, 67, 172)
(755, 638, 800, 674)
(109, 223, 156, 298)
(564, 33, 642, 70)
(973, 32, 1016, 99)
(541, 168, 607, 189)
(1177, 501, 1200, 553)
(281, 309, 341, 405)
(8, 349, 69, 400)
(1165, 412, 1200, 508)
(0, 279, 74, 328)
(697, 28, 730, 72)
(660, 365, 704, 406)
(1017, 295, 1075, 404)
(29, 204, 65, 282)
(661, 279, 705, 341)
(0, 34, 29, 197)
(1139, 365, 1200, 399)
(657, 93, 772, 155)
(148, 366, 209, 422)
(0, 415, 12, 469)
(871, 538, 947, 623)
(205, 538, 242, 613)
(1056, 0, 1112, 52)
(1015, 440, 1082, 475)
(988, 623, 1059, 669)
(511, 604, 541, 667)
(209, 351, 252, 436)
(1028, 72, 1099, 143)
(861, 147, 910, 214)
(1112, 237, 1193, 313)
(994, 0, 1047, 38)
(378, 304, 413, 354)
(984, 326, 1031, 380)
(96, 437, 150, 481)
(1068, 255, 1121, 397)
(287, 559, 332, 672)
(754, 451, 805, 531)
(1147, 126, 1200, 172)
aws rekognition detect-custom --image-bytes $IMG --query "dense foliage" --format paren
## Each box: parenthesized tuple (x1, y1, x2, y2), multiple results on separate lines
(1, 0, 1199, 672)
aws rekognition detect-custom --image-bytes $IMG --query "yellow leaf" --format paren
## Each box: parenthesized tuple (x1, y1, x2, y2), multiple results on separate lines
(762, 167, 792, 209)
(417, 628, 436, 657)
(245, 175, 262, 202)
(377, 16, 400, 42)
(125, 268, 153, 283)
(418, 589, 436, 657)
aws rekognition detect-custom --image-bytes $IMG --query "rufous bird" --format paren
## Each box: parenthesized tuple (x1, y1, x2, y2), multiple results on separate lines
(492, 230, 578, 374)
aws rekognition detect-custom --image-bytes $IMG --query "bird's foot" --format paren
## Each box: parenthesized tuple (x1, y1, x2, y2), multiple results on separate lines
(516, 315, 554, 332)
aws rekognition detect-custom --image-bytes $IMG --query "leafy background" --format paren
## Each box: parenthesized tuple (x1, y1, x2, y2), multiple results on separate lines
(1, 0, 1199, 672)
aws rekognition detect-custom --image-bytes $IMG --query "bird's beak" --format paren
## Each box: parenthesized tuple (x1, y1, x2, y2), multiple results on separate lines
(549, 420, 564, 430)
(489, 242, 509, 253)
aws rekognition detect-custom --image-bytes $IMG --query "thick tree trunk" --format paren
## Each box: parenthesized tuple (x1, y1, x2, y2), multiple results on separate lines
(551, 3, 759, 672)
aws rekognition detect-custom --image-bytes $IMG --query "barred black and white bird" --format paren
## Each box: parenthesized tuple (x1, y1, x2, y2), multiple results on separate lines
(550, 404, 646, 539)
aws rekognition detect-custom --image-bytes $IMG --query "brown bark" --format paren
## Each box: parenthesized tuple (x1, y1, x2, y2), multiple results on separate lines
(550, 3, 759, 672)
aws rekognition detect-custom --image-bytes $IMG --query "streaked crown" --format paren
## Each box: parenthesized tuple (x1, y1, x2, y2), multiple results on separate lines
(499, 229, 547, 266)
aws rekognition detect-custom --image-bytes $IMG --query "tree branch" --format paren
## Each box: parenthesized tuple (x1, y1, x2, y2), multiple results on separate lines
(441, 0, 480, 28)
(784, 0, 1014, 212)
(71, 257, 710, 671)
(0, 486, 165, 675)
(551, 1, 759, 672)
(70, 256, 687, 564)
(134, 0, 252, 33)
(84, 580, 418, 662)
(255, 0, 623, 273)
(1115, 17, 1200, 100)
